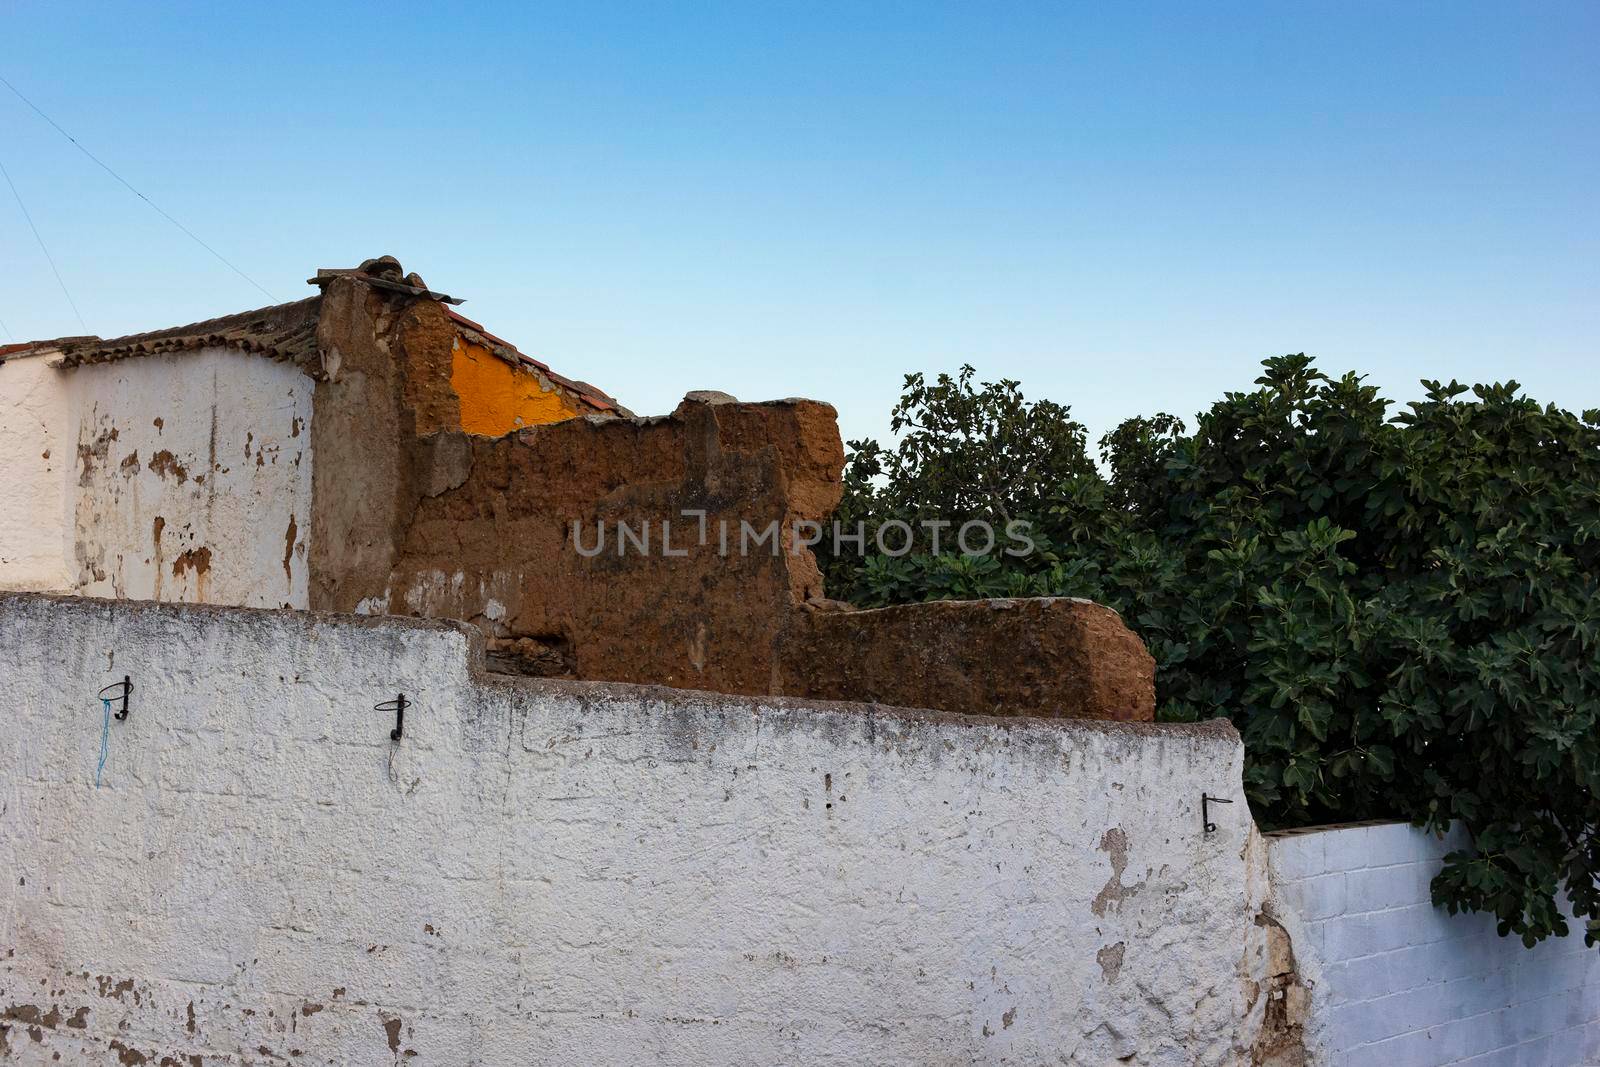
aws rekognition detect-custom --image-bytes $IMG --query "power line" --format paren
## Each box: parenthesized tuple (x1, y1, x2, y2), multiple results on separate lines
(0, 316, 12, 341)
(0, 73, 279, 304)
(0, 153, 87, 331)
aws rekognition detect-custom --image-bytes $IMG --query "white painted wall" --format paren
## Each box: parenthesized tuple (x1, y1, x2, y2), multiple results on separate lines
(0, 353, 73, 592)
(1268, 821, 1600, 1066)
(0, 348, 314, 607)
(0, 593, 1266, 1066)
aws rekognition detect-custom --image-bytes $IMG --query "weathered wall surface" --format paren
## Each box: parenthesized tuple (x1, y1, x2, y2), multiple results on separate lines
(332, 386, 1155, 720)
(785, 597, 1156, 720)
(68, 349, 314, 607)
(1267, 822, 1600, 1065)
(344, 393, 846, 696)
(0, 348, 314, 607)
(0, 593, 1260, 1065)
(448, 335, 581, 435)
(0, 354, 73, 592)
(5, 272, 1154, 720)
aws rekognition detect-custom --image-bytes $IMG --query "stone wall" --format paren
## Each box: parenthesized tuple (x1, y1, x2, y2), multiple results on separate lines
(1267, 822, 1600, 1065)
(0, 593, 1258, 1065)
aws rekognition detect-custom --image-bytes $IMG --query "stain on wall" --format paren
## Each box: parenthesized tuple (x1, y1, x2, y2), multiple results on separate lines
(64, 349, 314, 608)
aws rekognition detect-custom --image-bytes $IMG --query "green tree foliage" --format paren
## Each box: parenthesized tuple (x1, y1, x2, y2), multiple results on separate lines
(827, 357, 1600, 948)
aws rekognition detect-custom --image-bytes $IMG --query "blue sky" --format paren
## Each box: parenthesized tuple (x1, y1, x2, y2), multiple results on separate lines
(3, 2, 1595, 446)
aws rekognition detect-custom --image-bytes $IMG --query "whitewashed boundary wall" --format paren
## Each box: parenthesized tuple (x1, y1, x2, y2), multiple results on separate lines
(0, 594, 1267, 1066)
(0, 349, 313, 607)
(1267, 822, 1600, 1065)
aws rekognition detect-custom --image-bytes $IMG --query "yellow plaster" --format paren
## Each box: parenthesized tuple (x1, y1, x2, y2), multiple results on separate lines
(450, 338, 578, 435)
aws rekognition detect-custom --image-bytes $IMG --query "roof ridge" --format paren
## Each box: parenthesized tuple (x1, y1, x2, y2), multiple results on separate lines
(63, 296, 322, 352)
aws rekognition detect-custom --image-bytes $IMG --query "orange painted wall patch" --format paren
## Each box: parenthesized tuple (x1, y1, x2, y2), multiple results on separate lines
(450, 338, 578, 435)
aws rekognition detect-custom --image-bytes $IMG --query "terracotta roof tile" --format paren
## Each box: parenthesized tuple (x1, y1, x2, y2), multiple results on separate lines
(33, 297, 324, 377)
(2, 277, 626, 419)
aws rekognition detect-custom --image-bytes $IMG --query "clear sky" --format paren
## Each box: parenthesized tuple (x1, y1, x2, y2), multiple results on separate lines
(2, 2, 1595, 447)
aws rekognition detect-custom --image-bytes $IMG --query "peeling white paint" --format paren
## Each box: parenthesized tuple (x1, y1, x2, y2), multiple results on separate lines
(401, 568, 469, 616)
(0, 348, 314, 607)
(0, 593, 1265, 1065)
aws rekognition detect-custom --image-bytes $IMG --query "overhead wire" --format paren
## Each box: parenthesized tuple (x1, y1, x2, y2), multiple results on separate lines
(0, 152, 87, 331)
(0, 72, 278, 303)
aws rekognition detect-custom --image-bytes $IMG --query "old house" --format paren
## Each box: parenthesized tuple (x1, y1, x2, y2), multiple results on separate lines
(0, 257, 619, 607)
(3, 259, 1597, 1067)
(0, 256, 1153, 720)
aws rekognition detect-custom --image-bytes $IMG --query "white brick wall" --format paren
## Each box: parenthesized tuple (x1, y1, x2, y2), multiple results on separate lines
(1269, 821, 1600, 1066)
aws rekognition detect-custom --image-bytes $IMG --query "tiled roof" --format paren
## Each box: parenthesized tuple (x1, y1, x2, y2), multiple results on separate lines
(1, 265, 626, 417)
(445, 308, 626, 415)
(3, 297, 324, 377)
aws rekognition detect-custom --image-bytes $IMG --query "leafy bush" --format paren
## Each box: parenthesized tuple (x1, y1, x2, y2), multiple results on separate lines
(826, 357, 1600, 947)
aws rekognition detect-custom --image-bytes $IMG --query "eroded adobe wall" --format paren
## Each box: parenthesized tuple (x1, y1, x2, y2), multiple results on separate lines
(782, 597, 1156, 720)
(0, 592, 1261, 1065)
(306, 276, 422, 612)
(335, 392, 844, 696)
(305, 277, 616, 617)
(305, 278, 1153, 718)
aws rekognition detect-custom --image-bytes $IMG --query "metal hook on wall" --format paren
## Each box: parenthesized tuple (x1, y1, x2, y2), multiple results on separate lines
(1201, 792, 1233, 834)
(376, 694, 408, 742)
(98, 676, 132, 721)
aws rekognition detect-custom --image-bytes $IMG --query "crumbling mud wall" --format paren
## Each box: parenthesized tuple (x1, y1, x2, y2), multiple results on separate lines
(783, 597, 1156, 719)
(327, 390, 844, 696)
(4, 264, 1155, 719)
(304, 272, 623, 619)
(301, 267, 1155, 719)
(325, 380, 1155, 719)
(0, 593, 1259, 1065)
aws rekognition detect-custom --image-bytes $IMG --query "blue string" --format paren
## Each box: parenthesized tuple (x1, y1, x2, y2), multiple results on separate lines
(95, 697, 110, 788)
